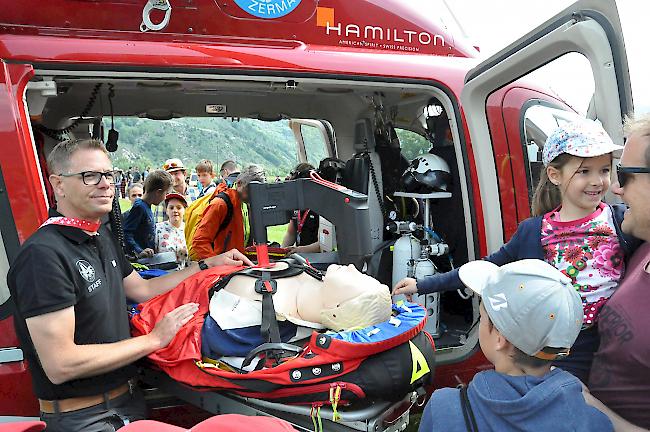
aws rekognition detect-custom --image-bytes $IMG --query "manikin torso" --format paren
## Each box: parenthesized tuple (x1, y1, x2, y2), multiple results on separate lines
(222, 263, 391, 330)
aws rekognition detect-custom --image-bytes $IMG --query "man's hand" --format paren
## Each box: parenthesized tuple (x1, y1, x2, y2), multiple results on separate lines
(151, 303, 199, 349)
(150, 303, 199, 350)
(393, 277, 417, 301)
(138, 248, 154, 259)
(205, 248, 253, 267)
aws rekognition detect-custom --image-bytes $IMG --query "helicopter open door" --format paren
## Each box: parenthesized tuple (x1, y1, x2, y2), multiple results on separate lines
(461, 0, 633, 253)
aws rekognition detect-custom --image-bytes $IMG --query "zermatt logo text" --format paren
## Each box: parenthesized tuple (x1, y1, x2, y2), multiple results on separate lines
(234, 0, 302, 19)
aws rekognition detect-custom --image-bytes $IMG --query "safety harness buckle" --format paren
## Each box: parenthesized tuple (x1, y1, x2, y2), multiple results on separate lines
(255, 278, 277, 295)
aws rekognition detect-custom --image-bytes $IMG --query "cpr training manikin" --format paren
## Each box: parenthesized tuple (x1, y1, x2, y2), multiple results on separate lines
(214, 262, 393, 332)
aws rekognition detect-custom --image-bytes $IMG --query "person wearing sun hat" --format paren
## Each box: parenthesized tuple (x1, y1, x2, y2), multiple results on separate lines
(418, 259, 613, 432)
(154, 158, 198, 223)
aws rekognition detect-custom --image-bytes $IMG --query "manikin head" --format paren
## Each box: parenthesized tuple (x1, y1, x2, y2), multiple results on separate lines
(318, 264, 392, 331)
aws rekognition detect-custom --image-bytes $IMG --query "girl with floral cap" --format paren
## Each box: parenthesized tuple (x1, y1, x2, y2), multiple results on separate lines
(393, 119, 640, 382)
(155, 193, 190, 270)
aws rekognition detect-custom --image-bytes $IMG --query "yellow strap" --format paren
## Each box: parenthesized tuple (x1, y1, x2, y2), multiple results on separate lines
(310, 406, 317, 432)
(316, 406, 322, 432)
(330, 385, 342, 422)
(242, 202, 250, 245)
(310, 405, 323, 432)
(199, 357, 237, 372)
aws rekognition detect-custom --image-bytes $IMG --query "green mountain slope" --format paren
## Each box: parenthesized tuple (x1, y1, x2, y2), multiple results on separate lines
(110, 117, 300, 176)
(108, 117, 430, 176)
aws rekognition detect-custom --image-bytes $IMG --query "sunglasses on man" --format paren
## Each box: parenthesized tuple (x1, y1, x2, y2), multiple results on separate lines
(163, 161, 185, 171)
(617, 164, 650, 187)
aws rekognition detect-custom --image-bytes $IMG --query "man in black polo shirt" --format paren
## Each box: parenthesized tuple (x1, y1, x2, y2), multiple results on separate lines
(7, 139, 252, 432)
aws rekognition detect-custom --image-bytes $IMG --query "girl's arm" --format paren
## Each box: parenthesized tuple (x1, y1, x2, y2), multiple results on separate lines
(415, 218, 533, 295)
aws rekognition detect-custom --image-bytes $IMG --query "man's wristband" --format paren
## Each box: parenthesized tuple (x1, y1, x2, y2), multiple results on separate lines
(198, 260, 209, 271)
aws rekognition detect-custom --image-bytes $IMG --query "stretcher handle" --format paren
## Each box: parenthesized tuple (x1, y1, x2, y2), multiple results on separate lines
(242, 342, 303, 369)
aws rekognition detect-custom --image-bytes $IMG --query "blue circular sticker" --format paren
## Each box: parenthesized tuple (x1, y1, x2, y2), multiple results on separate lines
(234, 0, 302, 19)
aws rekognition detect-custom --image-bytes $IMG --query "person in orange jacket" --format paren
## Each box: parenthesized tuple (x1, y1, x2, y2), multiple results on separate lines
(192, 165, 265, 259)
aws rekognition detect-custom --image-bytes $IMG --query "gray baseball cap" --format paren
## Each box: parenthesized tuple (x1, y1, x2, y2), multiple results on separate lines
(459, 259, 583, 360)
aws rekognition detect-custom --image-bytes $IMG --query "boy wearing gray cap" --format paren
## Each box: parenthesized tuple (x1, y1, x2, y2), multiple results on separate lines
(418, 259, 612, 432)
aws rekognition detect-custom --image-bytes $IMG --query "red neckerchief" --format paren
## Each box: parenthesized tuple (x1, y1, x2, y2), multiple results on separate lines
(40, 216, 101, 233)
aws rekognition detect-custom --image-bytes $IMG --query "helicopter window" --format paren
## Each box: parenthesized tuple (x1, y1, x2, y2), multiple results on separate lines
(395, 129, 430, 161)
(301, 124, 329, 168)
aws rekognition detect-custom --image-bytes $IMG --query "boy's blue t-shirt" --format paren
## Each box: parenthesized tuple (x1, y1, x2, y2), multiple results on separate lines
(418, 368, 612, 432)
(123, 198, 155, 254)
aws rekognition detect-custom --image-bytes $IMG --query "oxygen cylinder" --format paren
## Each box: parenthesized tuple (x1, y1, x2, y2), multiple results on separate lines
(413, 257, 441, 337)
(391, 234, 420, 289)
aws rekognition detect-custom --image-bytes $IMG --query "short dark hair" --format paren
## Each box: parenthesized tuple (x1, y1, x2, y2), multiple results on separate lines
(144, 170, 173, 193)
(484, 309, 553, 369)
(220, 160, 238, 173)
(196, 159, 214, 174)
(47, 139, 109, 175)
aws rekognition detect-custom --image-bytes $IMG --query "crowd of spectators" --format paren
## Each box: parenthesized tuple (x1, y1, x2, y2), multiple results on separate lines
(117, 157, 328, 270)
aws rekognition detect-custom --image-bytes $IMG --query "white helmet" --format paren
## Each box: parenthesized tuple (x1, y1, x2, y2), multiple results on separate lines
(400, 154, 451, 193)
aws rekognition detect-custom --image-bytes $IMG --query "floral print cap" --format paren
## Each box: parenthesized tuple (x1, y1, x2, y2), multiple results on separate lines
(542, 119, 622, 166)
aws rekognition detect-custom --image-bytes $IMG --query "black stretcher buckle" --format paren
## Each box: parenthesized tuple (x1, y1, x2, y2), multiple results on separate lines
(255, 278, 277, 295)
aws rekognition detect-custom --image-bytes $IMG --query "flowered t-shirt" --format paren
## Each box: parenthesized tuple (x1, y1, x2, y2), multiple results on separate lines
(541, 202, 624, 328)
(155, 221, 189, 270)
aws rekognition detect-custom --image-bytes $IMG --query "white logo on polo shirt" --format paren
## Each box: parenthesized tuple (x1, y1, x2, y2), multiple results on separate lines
(76, 260, 96, 283)
(488, 293, 508, 311)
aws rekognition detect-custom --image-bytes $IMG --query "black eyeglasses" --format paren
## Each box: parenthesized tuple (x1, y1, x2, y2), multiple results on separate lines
(59, 170, 117, 186)
(617, 164, 650, 187)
